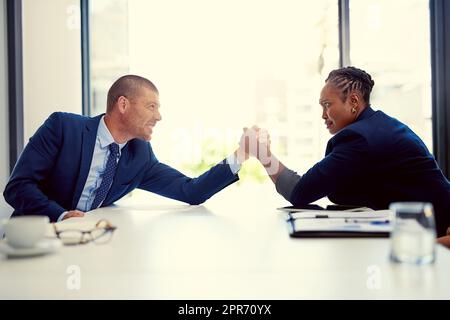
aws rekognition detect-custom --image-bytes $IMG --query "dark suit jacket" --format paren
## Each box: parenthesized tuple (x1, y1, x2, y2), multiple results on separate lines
(289, 107, 450, 236)
(4, 112, 239, 222)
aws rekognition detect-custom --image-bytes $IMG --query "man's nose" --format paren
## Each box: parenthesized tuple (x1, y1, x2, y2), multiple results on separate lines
(322, 109, 327, 120)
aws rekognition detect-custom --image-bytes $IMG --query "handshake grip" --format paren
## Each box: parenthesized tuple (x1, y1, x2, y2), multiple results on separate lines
(238, 126, 280, 175)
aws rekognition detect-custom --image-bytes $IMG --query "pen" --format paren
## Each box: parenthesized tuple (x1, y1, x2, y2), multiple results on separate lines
(344, 219, 390, 225)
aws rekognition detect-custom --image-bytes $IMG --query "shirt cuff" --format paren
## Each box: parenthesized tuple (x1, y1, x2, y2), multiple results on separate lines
(57, 211, 69, 222)
(226, 153, 242, 175)
(275, 168, 302, 201)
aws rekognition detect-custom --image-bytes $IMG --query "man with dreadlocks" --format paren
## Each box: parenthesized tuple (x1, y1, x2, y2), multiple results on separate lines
(243, 66, 450, 238)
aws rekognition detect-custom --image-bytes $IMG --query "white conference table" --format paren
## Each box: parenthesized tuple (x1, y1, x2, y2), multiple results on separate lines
(1, 184, 450, 299)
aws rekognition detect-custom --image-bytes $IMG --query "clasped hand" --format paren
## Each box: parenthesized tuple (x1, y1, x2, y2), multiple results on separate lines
(236, 125, 272, 165)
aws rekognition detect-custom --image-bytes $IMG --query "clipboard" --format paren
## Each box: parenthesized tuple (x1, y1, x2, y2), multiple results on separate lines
(277, 204, 374, 212)
(285, 210, 393, 238)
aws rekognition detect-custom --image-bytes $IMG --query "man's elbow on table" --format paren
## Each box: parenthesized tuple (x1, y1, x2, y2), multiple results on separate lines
(3, 181, 18, 209)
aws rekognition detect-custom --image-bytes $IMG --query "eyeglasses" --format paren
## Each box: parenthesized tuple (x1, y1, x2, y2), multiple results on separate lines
(53, 219, 117, 245)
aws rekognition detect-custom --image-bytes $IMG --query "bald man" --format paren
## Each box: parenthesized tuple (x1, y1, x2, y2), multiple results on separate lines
(4, 75, 249, 221)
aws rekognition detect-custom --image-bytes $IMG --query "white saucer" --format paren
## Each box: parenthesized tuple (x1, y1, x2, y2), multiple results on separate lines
(0, 238, 62, 258)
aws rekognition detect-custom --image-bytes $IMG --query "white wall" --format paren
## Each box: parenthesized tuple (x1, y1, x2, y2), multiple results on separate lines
(22, 0, 82, 141)
(0, 0, 82, 225)
(0, 0, 12, 221)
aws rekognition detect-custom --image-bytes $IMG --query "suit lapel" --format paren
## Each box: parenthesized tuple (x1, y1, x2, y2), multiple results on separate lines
(71, 115, 103, 209)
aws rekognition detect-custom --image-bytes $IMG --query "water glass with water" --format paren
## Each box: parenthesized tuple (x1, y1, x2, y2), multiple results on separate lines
(389, 202, 436, 265)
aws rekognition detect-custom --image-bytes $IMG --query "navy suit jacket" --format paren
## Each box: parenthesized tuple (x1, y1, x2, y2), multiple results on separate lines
(4, 112, 239, 222)
(290, 107, 450, 236)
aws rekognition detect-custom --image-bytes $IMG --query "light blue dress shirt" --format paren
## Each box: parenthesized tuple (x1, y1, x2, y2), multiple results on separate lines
(57, 116, 241, 221)
(57, 116, 126, 221)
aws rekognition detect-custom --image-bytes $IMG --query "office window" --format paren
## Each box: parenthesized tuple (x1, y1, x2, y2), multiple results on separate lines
(89, 0, 339, 181)
(349, 0, 432, 151)
(90, 0, 129, 117)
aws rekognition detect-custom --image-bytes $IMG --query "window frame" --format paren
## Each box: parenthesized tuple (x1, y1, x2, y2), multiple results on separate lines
(6, 0, 24, 173)
(430, 0, 450, 178)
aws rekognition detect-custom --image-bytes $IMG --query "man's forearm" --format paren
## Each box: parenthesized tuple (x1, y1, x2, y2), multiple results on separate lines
(4, 182, 67, 222)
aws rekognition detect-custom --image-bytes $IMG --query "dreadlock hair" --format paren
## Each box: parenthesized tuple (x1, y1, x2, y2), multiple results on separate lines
(325, 66, 375, 105)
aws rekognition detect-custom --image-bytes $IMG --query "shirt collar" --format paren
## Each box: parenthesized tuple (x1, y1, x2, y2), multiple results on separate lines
(98, 116, 127, 151)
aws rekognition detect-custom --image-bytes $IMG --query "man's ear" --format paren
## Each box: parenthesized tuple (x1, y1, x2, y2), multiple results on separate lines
(116, 96, 129, 113)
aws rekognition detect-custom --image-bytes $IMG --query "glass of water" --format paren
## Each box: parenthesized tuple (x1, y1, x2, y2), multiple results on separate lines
(389, 202, 436, 265)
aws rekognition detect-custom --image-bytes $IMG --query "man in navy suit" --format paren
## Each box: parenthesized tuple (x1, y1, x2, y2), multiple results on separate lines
(4, 75, 249, 222)
(246, 67, 450, 237)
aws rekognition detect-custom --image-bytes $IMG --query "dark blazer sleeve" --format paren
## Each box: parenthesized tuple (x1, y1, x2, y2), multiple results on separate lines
(138, 145, 239, 205)
(289, 129, 369, 206)
(3, 112, 66, 221)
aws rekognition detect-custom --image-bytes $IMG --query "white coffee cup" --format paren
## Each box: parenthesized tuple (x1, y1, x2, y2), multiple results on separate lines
(3, 216, 50, 248)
